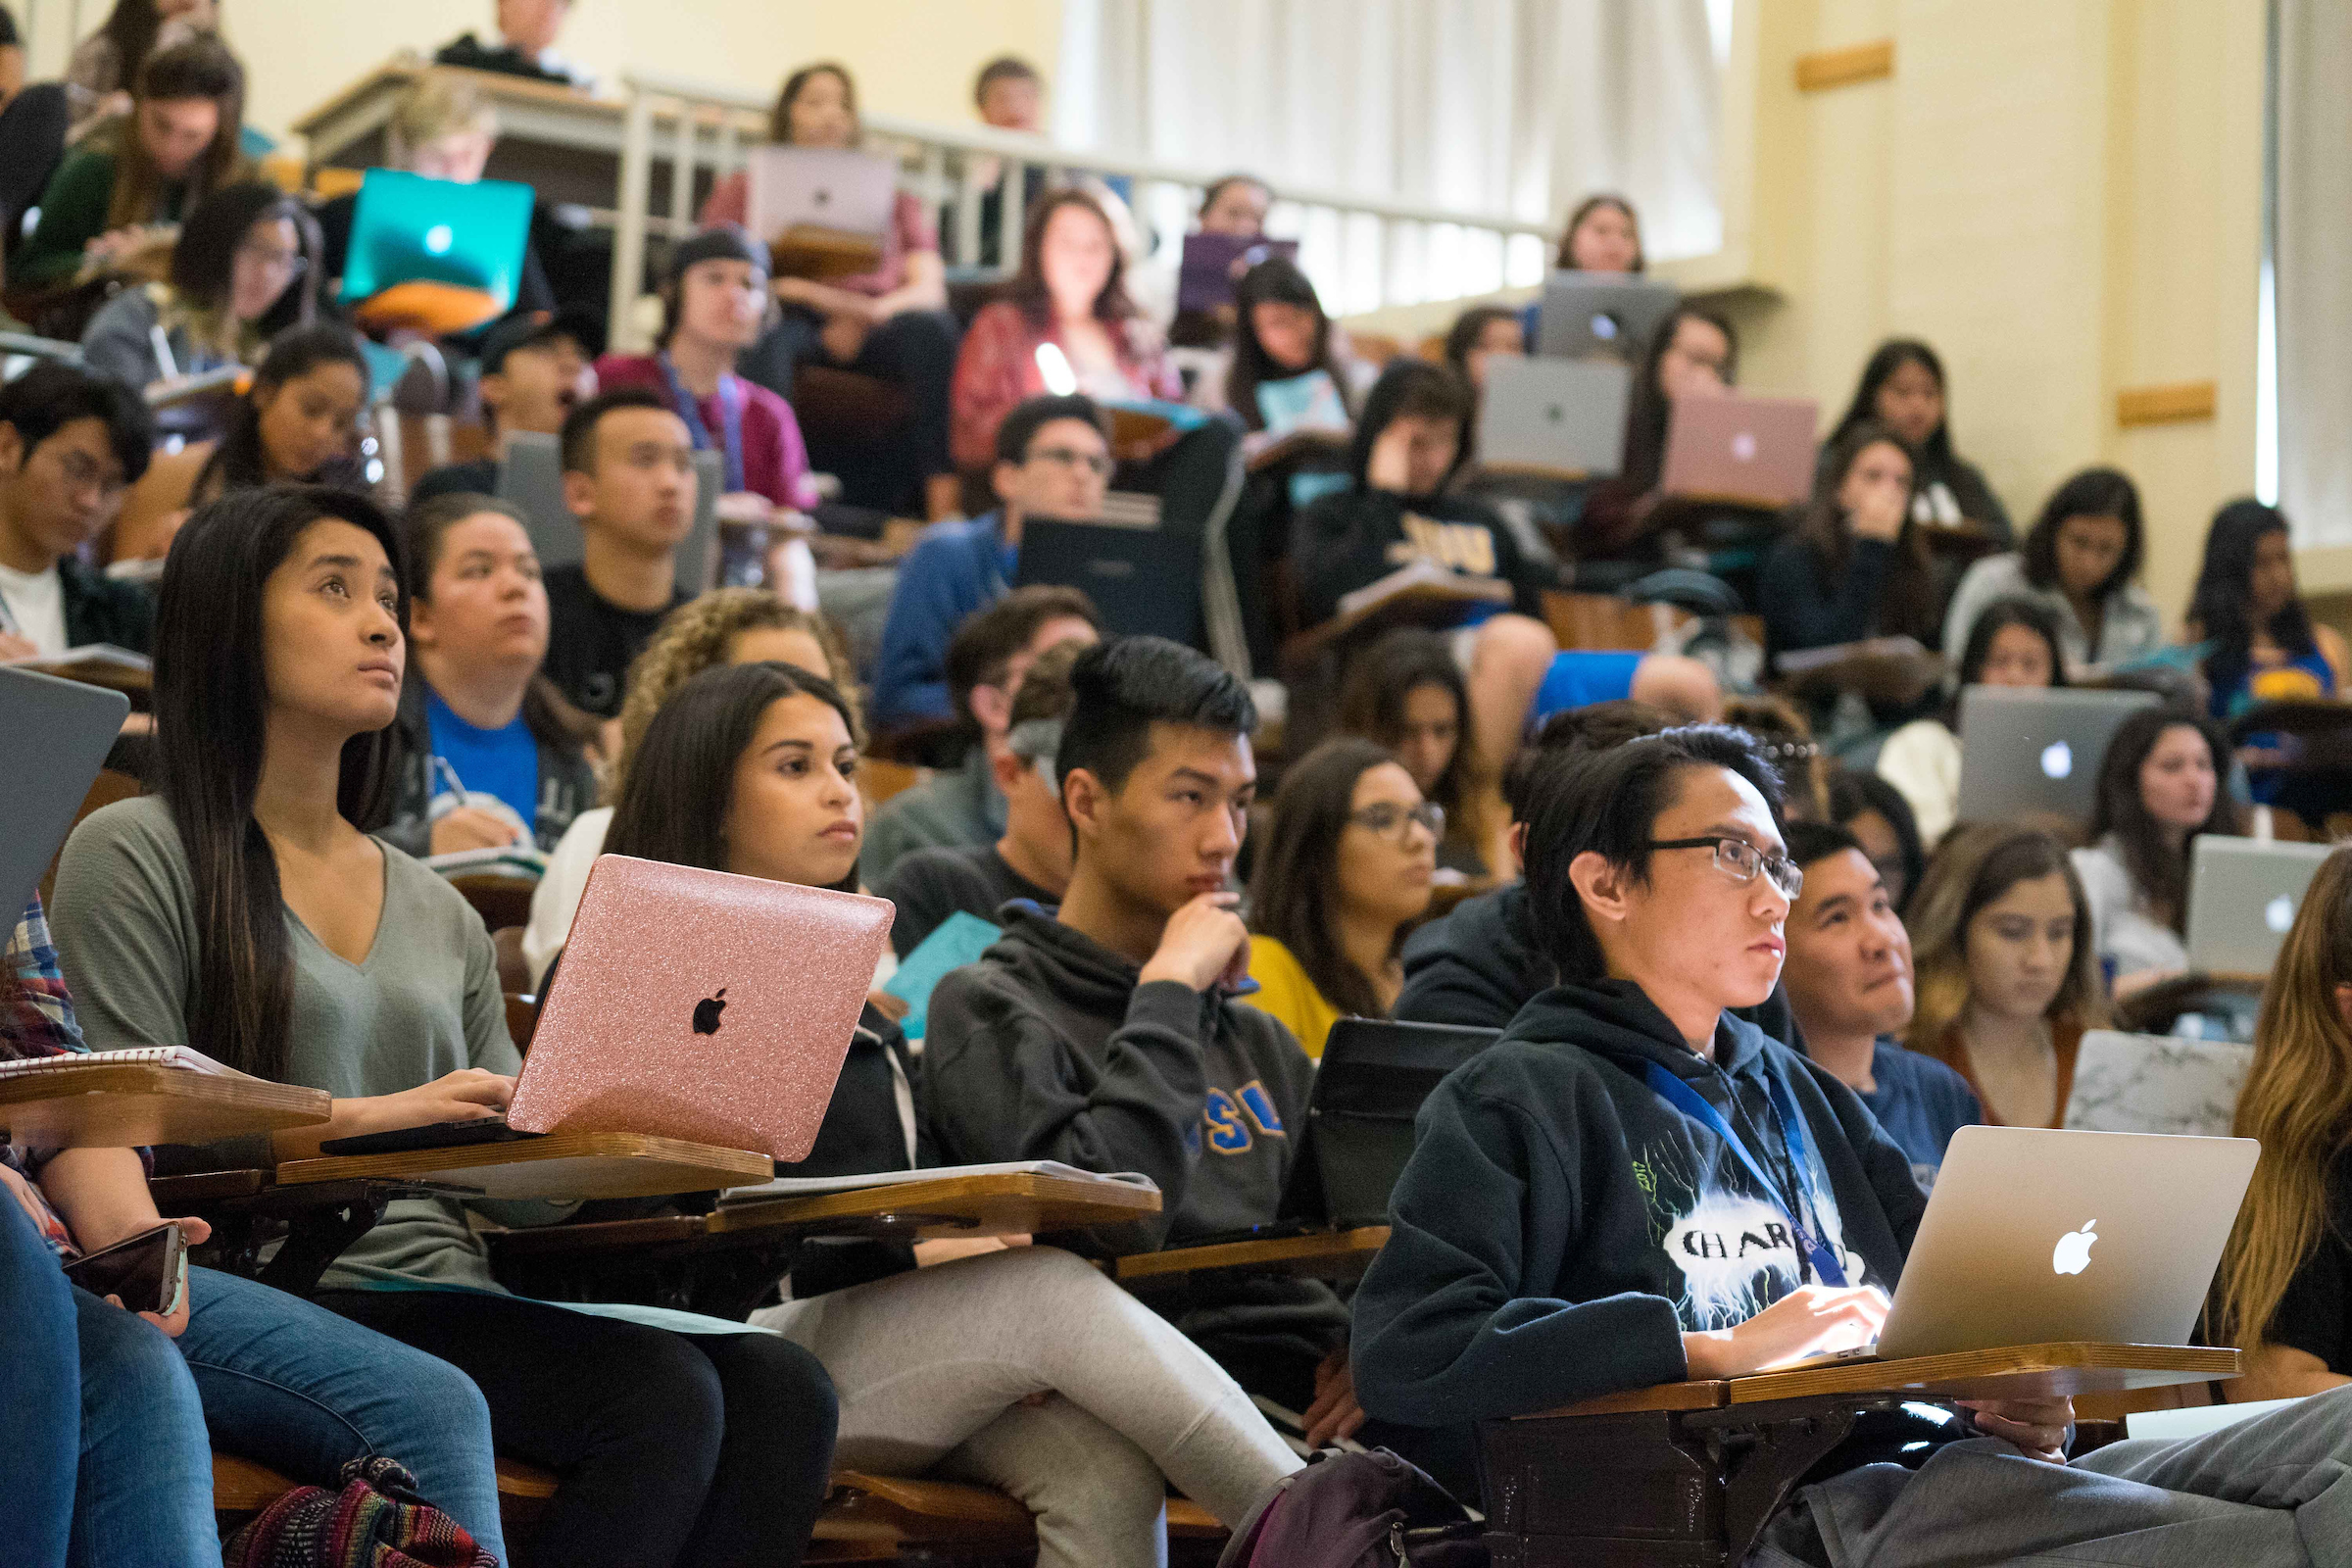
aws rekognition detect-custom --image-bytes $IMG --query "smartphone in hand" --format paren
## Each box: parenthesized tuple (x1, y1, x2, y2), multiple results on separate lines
(62, 1222, 187, 1316)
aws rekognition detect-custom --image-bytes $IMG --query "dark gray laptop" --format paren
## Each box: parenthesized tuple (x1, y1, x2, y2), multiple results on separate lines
(1475, 357, 1632, 477)
(1536, 271, 1680, 360)
(497, 432, 722, 598)
(0, 666, 128, 919)
(1012, 515, 1201, 648)
(1953, 685, 2161, 823)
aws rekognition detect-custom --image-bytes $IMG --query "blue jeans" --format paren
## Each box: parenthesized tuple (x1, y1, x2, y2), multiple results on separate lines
(0, 1191, 85, 1566)
(66, 1280, 219, 1568)
(180, 1267, 506, 1561)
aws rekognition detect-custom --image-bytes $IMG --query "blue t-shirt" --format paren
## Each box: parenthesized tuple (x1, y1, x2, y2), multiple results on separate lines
(1528, 650, 1643, 728)
(1856, 1039, 1982, 1190)
(423, 688, 540, 835)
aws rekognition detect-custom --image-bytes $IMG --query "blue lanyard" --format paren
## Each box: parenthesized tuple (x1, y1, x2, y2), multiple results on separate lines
(1642, 1058, 1847, 1287)
(657, 352, 746, 494)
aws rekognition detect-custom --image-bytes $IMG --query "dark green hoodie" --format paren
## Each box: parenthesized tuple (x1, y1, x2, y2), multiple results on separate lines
(924, 904, 1348, 1391)
(1352, 978, 1926, 1428)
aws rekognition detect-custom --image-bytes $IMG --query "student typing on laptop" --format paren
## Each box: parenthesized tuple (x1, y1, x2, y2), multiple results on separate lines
(923, 639, 1356, 1440)
(596, 658, 1297, 1568)
(50, 486, 838, 1568)
(1352, 726, 2352, 1559)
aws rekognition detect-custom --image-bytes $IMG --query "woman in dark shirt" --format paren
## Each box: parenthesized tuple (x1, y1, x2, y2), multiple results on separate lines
(1823, 338, 2012, 544)
(1758, 419, 1938, 662)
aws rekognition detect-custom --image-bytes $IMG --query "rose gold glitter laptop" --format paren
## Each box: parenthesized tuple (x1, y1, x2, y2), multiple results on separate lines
(504, 855, 894, 1160)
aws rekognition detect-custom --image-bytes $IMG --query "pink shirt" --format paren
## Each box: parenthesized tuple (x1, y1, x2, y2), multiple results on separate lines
(700, 176, 936, 299)
(593, 352, 820, 511)
(949, 301, 1182, 470)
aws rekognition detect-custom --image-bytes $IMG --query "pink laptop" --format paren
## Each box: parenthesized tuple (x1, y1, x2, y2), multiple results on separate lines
(1658, 392, 1819, 509)
(506, 855, 894, 1160)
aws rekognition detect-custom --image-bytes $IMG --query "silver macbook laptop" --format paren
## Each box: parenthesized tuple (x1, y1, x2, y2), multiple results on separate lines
(1535, 271, 1680, 361)
(497, 432, 722, 599)
(745, 146, 898, 242)
(1475, 357, 1632, 477)
(2062, 1030, 2254, 1138)
(0, 666, 128, 920)
(1656, 393, 1818, 510)
(1953, 686, 2160, 824)
(1873, 1125, 2256, 1360)
(2186, 836, 2336, 975)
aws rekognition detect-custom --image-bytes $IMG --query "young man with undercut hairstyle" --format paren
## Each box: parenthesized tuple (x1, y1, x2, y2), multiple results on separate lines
(924, 637, 1357, 1444)
(1779, 819, 1979, 1184)
(539, 386, 696, 718)
(0, 364, 153, 661)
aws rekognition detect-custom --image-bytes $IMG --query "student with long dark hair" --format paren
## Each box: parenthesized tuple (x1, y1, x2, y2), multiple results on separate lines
(1443, 304, 1524, 401)
(2073, 707, 2245, 992)
(1824, 338, 2012, 542)
(1576, 302, 1735, 559)
(1515, 194, 1645, 348)
(606, 659, 1298, 1568)
(80, 177, 317, 388)
(1245, 738, 1438, 1058)
(2189, 501, 2350, 817)
(1200, 256, 1359, 433)
(50, 484, 838, 1568)
(63, 0, 215, 141)
(1757, 419, 1937, 662)
(1334, 628, 1483, 873)
(1905, 823, 2105, 1127)
(114, 321, 372, 562)
(1943, 466, 2162, 675)
(17, 34, 246, 289)
(381, 494, 599, 859)
(1877, 595, 2067, 848)
(1357, 727, 2352, 1546)
(704, 62, 961, 519)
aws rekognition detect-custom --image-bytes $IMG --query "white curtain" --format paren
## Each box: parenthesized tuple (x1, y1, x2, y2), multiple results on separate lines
(1055, 0, 1721, 312)
(2276, 0, 2352, 547)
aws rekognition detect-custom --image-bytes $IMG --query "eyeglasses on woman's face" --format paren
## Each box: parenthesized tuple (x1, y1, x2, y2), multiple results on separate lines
(1348, 800, 1445, 844)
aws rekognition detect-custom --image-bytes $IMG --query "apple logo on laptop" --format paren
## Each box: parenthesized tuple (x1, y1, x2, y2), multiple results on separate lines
(2267, 895, 2296, 934)
(424, 223, 454, 257)
(1731, 431, 1757, 462)
(2040, 740, 2073, 780)
(2052, 1219, 2097, 1276)
(1545, 403, 1566, 423)
(813, 187, 832, 208)
(691, 988, 728, 1036)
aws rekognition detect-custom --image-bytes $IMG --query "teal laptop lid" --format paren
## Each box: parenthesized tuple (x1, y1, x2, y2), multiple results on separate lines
(338, 170, 533, 308)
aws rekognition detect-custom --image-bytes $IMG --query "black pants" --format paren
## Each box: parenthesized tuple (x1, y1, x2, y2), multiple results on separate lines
(742, 306, 960, 513)
(319, 1289, 837, 1568)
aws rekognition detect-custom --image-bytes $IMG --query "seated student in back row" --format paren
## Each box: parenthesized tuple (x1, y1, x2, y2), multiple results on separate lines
(861, 585, 1101, 888)
(2073, 707, 2243, 996)
(1779, 819, 1980, 1183)
(411, 308, 600, 505)
(1244, 737, 1438, 1059)
(524, 589, 855, 987)
(538, 387, 697, 720)
(1944, 467, 2161, 677)
(51, 484, 837, 1568)
(872, 392, 1111, 734)
(880, 638, 1083, 957)
(0, 365, 152, 662)
(381, 494, 599, 859)
(79, 177, 317, 391)
(602, 659, 1298, 1567)
(925, 639, 1357, 1436)
(1352, 725, 2352, 1558)
(1758, 419, 1940, 666)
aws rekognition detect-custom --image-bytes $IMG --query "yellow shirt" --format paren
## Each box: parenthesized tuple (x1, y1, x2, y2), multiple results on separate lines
(1246, 936, 1346, 1060)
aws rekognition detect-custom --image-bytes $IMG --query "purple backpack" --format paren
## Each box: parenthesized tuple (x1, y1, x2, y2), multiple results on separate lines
(1217, 1448, 1487, 1568)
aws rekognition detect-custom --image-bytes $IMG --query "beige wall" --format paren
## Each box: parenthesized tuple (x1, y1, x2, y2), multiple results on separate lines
(185, 0, 1061, 144)
(1672, 0, 2264, 633)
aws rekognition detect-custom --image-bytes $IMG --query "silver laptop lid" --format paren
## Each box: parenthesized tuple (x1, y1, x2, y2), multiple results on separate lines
(496, 431, 722, 598)
(1876, 1125, 2257, 1360)
(1953, 686, 2162, 824)
(0, 666, 128, 920)
(2063, 1030, 2254, 1138)
(745, 146, 898, 242)
(1535, 271, 1680, 360)
(2186, 835, 2336, 975)
(1474, 357, 1632, 477)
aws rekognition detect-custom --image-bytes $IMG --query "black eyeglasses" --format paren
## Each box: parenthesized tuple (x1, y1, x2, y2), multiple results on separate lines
(1349, 801, 1446, 843)
(1646, 837, 1803, 899)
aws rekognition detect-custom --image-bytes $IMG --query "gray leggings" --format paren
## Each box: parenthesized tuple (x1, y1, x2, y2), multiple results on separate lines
(753, 1246, 1299, 1568)
(1758, 1382, 2352, 1567)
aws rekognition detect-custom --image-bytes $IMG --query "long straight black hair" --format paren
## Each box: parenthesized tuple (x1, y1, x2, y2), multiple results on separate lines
(1618, 302, 1738, 495)
(1224, 256, 1350, 435)
(1828, 338, 1954, 467)
(153, 485, 409, 1081)
(1247, 737, 1406, 1021)
(192, 322, 371, 503)
(2191, 499, 2317, 696)
(605, 661, 862, 890)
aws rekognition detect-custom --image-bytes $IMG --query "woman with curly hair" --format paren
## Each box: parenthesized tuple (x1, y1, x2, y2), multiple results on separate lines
(520, 589, 854, 985)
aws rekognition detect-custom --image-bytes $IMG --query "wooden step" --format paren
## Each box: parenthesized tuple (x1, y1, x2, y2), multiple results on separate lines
(213, 1452, 558, 1522)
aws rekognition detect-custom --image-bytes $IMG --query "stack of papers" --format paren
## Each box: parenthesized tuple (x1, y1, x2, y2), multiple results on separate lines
(721, 1159, 1157, 1205)
(0, 1046, 254, 1082)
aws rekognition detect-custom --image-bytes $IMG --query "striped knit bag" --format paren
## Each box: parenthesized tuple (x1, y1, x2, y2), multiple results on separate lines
(222, 1454, 500, 1568)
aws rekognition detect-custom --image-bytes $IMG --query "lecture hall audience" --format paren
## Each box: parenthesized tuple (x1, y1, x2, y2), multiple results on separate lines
(79, 176, 317, 389)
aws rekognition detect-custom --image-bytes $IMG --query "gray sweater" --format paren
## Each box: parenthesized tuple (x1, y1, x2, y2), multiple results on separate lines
(51, 795, 532, 1292)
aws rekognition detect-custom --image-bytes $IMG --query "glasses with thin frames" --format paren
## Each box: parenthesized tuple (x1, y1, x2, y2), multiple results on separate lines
(1646, 836, 1803, 900)
(1349, 800, 1446, 843)
(1027, 445, 1113, 476)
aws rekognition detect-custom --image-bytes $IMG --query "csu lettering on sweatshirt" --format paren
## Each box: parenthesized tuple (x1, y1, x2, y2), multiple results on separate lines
(1637, 1144, 1870, 1331)
(1385, 514, 1495, 577)
(1202, 1082, 1288, 1154)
